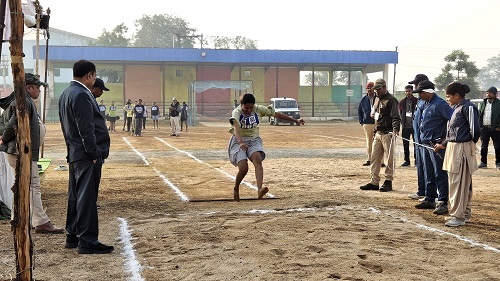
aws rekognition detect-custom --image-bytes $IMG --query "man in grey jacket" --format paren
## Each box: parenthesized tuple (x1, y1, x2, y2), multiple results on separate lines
(0, 73, 64, 233)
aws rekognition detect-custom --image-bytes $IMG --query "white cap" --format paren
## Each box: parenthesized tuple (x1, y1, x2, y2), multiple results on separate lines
(172, 97, 177, 100)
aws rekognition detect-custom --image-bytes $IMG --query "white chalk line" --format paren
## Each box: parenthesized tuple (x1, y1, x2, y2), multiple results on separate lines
(368, 207, 500, 254)
(163, 205, 500, 254)
(154, 137, 275, 198)
(123, 137, 189, 202)
(123, 137, 150, 166)
(118, 218, 145, 281)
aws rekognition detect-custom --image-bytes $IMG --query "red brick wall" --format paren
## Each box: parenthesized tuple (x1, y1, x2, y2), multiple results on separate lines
(264, 67, 299, 103)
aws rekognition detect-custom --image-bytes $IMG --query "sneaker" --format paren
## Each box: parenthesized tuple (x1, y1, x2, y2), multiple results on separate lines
(170, 133, 176, 136)
(433, 201, 448, 215)
(415, 200, 436, 209)
(408, 193, 425, 200)
(379, 180, 392, 192)
(445, 216, 470, 223)
(445, 217, 465, 227)
(381, 163, 386, 167)
(360, 183, 379, 190)
(496, 163, 500, 170)
(54, 165, 68, 171)
(478, 162, 487, 168)
(362, 161, 371, 166)
(401, 161, 410, 167)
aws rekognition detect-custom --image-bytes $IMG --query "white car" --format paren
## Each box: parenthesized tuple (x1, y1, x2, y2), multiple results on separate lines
(269, 97, 301, 126)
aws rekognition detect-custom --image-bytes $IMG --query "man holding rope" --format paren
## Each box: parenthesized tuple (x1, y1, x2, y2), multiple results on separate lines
(412, 80, 453, 215)
(360, 79, 400, 192)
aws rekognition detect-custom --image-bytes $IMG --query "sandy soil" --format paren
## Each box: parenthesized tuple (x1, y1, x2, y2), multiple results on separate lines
(1, 120, 500, 281)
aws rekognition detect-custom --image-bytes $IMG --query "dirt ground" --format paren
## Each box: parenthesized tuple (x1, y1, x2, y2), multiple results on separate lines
(1, 119, 500, 281)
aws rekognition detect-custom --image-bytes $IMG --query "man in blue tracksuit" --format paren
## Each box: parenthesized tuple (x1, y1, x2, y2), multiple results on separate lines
(408, 74, 429, 200)
(412, 80, 453, 215)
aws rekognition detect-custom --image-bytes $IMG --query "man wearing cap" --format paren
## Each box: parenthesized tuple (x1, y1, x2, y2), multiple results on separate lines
(358, 81, 376, 166)
(412, 80, 453, 215)
(398, 85, 418, 166)
(360, 78, 401, 192)
(0, 73, 64, 233)
(91, 78, 109, 99)
(91, 78, 109, 120)
(478, 86, 500, 169)
(407, 74, 429, 200)
(169, 97, 181, 136)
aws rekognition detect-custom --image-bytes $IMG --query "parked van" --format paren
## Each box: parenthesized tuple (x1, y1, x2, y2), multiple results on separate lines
(269, 97, 301, 125)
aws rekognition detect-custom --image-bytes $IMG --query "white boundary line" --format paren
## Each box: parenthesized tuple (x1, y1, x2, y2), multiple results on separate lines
(123, 137, 189, 201)
(123, 137, 150, 165)
(118, 218, 144, 281)
(369, 207, 500, 254)
(154, 137, 275, 198)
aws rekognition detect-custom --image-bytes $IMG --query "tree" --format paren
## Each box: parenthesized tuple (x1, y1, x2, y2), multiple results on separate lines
(90, 24, 130, 47)
(303, 71, 329, 86)
(435, 49, 481, 98)
(133, 14, 197, 48)
(332, 71, 362, 86)
(477, 53, 500, 90)
(207, 36, 258, 50)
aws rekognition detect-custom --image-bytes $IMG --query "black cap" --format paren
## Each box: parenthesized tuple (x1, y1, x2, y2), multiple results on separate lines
(25, 73, 46, 86)
(412, 80, 435, 93)
(408, 74, 428, 85)
(487, 87, 498, 94)
(93, 78, 109, 91)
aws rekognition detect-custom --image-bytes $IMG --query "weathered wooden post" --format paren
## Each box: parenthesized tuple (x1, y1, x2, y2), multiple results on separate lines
(9, 0, 33, 280)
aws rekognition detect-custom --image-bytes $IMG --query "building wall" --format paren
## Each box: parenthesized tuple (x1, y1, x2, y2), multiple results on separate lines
(164, 65, 196, 104)
(264, 67, 299, 103)
(124, 65, 161, 104)
(196, 66, 231, 104)
(230, 67, 265, 103)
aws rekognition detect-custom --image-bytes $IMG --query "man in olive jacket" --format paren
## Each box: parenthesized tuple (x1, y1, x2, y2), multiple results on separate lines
(478, 87, 500, 169)
(0, 73, 64, 233)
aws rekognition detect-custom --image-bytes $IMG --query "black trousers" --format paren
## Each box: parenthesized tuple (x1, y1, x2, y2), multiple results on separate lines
(401, 127, 415, 163)
(66, 159, 101, 248)
(480, 127, 500, 164)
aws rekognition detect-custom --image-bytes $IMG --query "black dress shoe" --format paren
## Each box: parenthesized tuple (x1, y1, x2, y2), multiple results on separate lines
(77, 242, 114, 254)
(360, 183, 379, 190)
(379, 180, 392, 192)
(362, 161, 371, 166)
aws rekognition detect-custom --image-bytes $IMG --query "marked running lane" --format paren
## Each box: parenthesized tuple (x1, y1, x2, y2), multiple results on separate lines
(118, 218, 144, 281)
(167, 206, 500, 254)
(154, 137, 275, 198)
(123, 137, 189, 201)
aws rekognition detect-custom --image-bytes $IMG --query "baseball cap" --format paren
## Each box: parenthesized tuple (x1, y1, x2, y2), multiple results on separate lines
(412, 80, 436, 93)
(25, 73, 46, 86)
(93, 78, 109, 91)
(373, 79, 386, 90)
(172, 97, 177, 100)
(408, 74, 428, 85)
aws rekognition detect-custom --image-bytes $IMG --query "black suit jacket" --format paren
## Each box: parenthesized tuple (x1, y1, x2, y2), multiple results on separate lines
(59, 81, 110, 163)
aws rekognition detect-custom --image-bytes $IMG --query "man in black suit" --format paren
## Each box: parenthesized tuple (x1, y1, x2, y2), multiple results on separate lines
(58, 60, 113, 254)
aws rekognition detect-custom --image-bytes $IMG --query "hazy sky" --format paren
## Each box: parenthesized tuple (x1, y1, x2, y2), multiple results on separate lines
(40, 0, 499, 90)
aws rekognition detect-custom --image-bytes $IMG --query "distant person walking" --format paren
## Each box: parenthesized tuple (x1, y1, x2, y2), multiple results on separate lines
(151, 101, 160, 129)
(358, 81, 376, 166)
(398, 85, 418, 166)
(180, 102, 188, 132)
(169, 97, 181, 136)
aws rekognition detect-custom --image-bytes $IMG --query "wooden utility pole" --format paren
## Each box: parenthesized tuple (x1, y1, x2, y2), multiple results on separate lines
(9, 0, 33, 280)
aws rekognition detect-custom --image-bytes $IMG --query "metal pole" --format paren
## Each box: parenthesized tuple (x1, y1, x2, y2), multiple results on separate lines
(40, 8, 50, 158)
(347, 64, 351, 117)
(312, 65, 315, 117)
(0, 0, 7, 56)
(393, 46, 397, 94)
